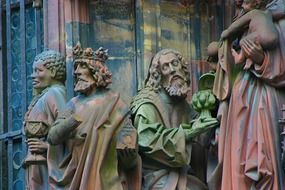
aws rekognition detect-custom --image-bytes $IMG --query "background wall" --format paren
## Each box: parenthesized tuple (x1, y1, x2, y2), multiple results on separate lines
(63, 0, 233, 102)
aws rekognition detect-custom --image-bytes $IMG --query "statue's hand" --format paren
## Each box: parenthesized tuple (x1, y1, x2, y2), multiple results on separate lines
(53, 114, 82, 129)
(193, 117, 219, 129)
(117, 148, 138, 169)
(231, 48, 246, 65)
(71, 114, 82, 128)
(240, 39, 264, 64)
(221, 29, 229, 40)
(184, 117, 219, 140)
(27, 138, 48, 154)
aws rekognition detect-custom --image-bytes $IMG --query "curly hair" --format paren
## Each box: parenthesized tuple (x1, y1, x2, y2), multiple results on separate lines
(33, 50, 66, 83)
(145, 49, 190, 91)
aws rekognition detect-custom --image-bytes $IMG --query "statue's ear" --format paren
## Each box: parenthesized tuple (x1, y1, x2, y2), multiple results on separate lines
(49, 68, 56, 78)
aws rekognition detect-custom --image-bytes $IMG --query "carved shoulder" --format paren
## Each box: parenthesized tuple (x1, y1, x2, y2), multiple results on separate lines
(130, 88, 159, 116)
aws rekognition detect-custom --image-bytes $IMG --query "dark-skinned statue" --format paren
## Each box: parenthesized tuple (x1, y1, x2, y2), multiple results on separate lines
(47, 45, 141, 190)
(211, 0, 285, 189)
(23, 50, 66, 190)
(130, 49, 218, 190)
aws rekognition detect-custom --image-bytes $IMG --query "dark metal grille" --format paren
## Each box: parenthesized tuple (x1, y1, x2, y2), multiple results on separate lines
(0, 1, 43, 189)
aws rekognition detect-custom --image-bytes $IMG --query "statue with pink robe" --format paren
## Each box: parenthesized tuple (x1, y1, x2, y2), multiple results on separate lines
(212, 0, 285, 189)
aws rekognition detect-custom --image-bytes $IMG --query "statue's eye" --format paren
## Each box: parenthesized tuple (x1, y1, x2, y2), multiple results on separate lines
(162, 63, 169, 71)
(35, 67, 44, 73)
(172, 60, 179, 66)
(80, 62, 87, 69)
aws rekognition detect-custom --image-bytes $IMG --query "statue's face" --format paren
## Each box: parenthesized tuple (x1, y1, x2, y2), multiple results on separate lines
(235, 0, 244, 7)
(74, 62, 96, 95)
(242, 0, 258, 11)
(159, 53, 189, 97)
(31, 61, 53, 90)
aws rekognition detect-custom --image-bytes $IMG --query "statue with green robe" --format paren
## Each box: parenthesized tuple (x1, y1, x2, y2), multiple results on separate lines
(130, 49, 218, 190)
(47, 45, 141, 190)
(23, 50, 66, 190)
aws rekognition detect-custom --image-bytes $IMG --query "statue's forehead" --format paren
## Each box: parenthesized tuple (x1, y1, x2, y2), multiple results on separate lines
(159, 53, 177, 63)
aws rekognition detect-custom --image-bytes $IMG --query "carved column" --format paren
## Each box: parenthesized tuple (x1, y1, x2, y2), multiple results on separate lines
(43, 0, 90, 99)
(43, 0, 65, 53)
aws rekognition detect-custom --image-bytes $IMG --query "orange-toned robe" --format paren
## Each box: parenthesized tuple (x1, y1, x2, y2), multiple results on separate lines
(47, 89, 140, 190)
(214, 10, 285, 189)
(24, 84, 66, 190)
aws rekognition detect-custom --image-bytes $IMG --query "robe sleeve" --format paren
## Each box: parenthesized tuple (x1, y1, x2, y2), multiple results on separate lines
(47, 115, 80, 145)
(44, 87, 66, 125)
(250, 20, 285, 88)
(134, 103, 191, 168)
(47, 101, 81, 145)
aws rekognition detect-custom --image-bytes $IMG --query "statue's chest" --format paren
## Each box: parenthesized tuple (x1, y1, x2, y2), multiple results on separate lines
(164, 103, 192, 128)
(72, 97, 110, 126)
(26, 96, 48, 121)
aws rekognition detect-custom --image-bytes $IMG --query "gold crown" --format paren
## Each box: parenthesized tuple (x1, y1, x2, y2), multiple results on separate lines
(72, 43, 108, 63)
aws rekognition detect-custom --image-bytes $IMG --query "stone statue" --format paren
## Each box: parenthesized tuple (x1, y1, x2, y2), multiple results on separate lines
(23, 50, 66, 190)
(212, 0, 285, 189)
(130, 49, 218, 190)
(221, 0, 278, 69)
(233, 0, 244, 21)
(47, 45, 141, 190)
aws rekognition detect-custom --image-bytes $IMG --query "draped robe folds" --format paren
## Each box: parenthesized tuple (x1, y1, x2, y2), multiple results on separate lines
(47, 89, 140, 190)
(213, 7, 285, 189)
(24, 84, 66, 190)
(130, 88, 208, 190)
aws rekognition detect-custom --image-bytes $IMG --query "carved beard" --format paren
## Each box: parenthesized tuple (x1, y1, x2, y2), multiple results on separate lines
(164, 76, 189, 98)
(74, 79, 96, 94)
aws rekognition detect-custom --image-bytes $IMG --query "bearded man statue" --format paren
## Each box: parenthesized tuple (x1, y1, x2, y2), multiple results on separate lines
(130, 49, 218, 190)
(47, 45, 140, 190)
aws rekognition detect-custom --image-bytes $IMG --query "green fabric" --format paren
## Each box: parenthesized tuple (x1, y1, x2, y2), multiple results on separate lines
(131, 88, 212, 189)
(134, 103, 191, 168)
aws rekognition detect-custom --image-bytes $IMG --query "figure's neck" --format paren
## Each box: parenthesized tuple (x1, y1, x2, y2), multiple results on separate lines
(33, 87, 48, 96)
(50, 80, 63, 87)
(84, 85, 97, 96)
(33, 83, 63, 96)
